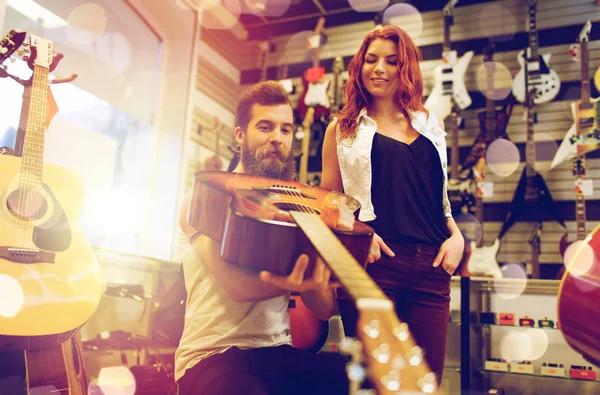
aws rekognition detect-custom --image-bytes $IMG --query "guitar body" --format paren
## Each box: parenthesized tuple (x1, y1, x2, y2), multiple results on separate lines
(467, 238, 502, 278)
(425, 50, 473, 121)
(0, 155, 102, 337)
(551, 99, 600, 168)
(297, 75, 330, 122)
(188, 171, 373, 275)
(498, 167, 565, 239)
(0, 332, 88, 394)
(558, 223, 600, 367)
(512, 52, 561, 104)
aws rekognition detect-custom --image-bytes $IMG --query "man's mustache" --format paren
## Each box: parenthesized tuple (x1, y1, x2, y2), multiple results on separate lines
(255, 144, 286, 161)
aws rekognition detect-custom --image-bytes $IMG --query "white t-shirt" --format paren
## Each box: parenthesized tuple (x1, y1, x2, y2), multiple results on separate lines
(174, 229, 292, 381)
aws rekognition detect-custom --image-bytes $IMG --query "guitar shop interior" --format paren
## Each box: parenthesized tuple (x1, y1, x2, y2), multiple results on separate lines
(0, 1, 599, 395)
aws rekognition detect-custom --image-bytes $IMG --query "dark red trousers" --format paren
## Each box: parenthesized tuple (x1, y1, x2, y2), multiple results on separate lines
(337, 241, 451, 384)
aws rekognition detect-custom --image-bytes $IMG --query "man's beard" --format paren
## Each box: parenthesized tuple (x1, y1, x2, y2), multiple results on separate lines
(240, 139, 296, 181)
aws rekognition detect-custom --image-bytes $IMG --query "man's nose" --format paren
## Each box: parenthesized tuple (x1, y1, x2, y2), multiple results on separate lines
(269, 128, 283, 145)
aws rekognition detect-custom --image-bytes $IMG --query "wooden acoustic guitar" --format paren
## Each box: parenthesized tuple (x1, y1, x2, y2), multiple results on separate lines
(188, 171, 441, 394)
(558, 223, 600, 367)
(0, 35, 101, 394)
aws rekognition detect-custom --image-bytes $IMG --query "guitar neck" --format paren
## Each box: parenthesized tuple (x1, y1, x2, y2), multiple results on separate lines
(576, 191, 587, 241)
(291, 211, 386, 301)
(525, 105, 536, 178)
(450, 111, 460, 179)
(527, 1, 539, 61)
(20, 64, 49, 189)
(475, 192, 484, 247)
(581, 40, 591, 103)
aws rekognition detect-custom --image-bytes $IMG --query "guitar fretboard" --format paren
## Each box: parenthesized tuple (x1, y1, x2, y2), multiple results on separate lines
(290, 211, 387, 303)
(20, 64, 49, 191)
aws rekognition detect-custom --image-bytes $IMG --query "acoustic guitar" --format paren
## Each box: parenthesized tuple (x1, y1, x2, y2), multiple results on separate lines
(558, 223, 600, 367)
(188, 171, 441, 394)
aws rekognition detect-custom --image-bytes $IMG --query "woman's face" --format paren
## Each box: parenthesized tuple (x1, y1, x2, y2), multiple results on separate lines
(361, 38, 400, 99)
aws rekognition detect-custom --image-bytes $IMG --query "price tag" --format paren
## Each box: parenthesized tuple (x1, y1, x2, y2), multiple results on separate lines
(575, 179, 593, 196)
(478, 181, 494, 198)
(442, 50, 457, 65)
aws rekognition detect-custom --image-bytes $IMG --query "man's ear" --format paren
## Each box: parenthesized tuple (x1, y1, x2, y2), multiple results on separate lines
(234, 127, 244, 145)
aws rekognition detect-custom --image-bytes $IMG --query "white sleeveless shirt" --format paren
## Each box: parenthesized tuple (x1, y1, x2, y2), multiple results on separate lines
(336, 108, 453, 222)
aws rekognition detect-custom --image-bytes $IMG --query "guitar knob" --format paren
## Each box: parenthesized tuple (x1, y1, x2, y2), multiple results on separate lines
(406, 346, 424, 366)
(380, 370, 401, 392)
(371, 343, 390, 364)
(418, 372, 437, 393)
(393, 322, 410, 341)
(362, 320, 381, 339)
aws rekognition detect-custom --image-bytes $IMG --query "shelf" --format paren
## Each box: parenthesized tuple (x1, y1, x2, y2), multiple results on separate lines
(473, 323, 560, 331)
(477, 369, 600, 383)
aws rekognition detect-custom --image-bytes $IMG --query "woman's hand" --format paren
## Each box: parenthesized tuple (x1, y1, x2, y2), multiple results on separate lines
(433, 233, 465, 275)
(367, 233, 395, 264)
(259, 254, 337, 292)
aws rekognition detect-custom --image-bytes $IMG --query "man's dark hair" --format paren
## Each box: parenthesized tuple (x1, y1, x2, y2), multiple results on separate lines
(236, 81, 293, 131)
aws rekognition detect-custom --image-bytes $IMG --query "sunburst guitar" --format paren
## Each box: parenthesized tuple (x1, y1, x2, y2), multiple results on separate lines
(0, 35, 102, 339)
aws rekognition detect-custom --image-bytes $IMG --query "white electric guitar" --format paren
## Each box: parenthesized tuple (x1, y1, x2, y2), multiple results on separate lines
(425, 0, 473, 121)
(512, 0, 560, 104)
(552, 21, 599, 168)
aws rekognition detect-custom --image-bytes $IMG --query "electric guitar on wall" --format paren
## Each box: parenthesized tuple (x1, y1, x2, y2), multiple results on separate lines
(551, 21, 599, 168)
(559, 158, 588, 261)
(188, 171, 441, 394)
(425, 0, 473, 122)
(512, 0, 561, 104)
(0, 34, 101, 394)
(498, 26, 565, 250)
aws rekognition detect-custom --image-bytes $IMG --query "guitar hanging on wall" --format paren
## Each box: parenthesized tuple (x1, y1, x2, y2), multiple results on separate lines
(511, 0, 561, 104)
(551, 21, 599, 169)
(498, 9, 565, 271)
(0, 34, 101, 394)
(425, 0, 473, 122)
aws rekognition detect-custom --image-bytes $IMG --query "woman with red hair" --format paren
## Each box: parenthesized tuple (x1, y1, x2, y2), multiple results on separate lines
(321, 25, 464, 384)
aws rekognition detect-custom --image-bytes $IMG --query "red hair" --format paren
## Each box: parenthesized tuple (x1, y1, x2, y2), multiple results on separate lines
(336, 26, 426, 138)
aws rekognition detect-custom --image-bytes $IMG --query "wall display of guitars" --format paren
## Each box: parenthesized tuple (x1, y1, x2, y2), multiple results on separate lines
(188, 171, 441, 394)
(551, 21, 599, 169)
(498, 5, 565, 278)
(0, 34, 101, 394)
(424, 0, 473, 123)
(512, 0, 561, 104)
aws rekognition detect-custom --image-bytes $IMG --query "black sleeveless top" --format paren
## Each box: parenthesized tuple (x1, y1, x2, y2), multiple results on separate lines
(368, 133, 451, 246)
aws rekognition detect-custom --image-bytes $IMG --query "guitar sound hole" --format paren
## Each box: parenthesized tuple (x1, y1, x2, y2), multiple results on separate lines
(273, 202, 320, 215)
(6, 188, 48, 221)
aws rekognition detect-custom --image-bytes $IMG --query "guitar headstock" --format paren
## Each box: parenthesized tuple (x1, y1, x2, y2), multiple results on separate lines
(357, 300, 439, 394)
(578, 21, 592, 43)
(0, 29, 26, 65)
(442, 0, 459, 17)
(333, 56, 344, 76)
(28, 35, 61, 72)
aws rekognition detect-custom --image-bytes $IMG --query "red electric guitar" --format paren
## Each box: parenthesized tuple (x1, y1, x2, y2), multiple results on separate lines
(558, 223, 600, 367)
(188, 171, 441, 394)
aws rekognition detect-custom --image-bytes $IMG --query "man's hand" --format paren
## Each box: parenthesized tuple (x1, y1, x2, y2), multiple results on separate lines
(259, 254, 337, 292)
(367, 233, 395, 264)
(433, 233, 465, 275)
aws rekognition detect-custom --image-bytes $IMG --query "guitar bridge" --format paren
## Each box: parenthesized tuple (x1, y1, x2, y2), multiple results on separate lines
(0, 247, 55, 264)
